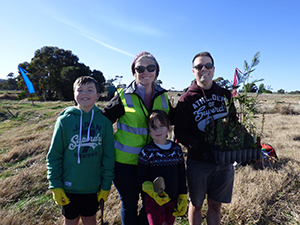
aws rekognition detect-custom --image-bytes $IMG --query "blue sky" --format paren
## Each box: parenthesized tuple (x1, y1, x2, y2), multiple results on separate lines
(1, 0, 300, 92)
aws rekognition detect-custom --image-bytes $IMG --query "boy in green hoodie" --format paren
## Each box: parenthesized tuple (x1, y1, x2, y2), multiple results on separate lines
(47, 76, 115, 225)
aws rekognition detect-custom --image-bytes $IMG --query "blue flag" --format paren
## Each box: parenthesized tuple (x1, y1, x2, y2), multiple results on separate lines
(18, 67, 35, 94)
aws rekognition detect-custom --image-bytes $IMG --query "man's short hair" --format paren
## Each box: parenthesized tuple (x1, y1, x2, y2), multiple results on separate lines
(73, 76, 100, 93)
(192, 52, 214, 66)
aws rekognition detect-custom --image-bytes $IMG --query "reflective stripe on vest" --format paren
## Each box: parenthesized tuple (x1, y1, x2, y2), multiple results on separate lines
(114, 140, 141, 154)
(114, 88, 170, 165)
(160, 94, 168, 109)
(124, 92, 168, 109)
(117, 122, 148, 135)
(124, 93, 134, 108)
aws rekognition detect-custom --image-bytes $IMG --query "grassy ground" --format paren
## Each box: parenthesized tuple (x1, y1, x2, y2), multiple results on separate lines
(1, 93, 300, 224)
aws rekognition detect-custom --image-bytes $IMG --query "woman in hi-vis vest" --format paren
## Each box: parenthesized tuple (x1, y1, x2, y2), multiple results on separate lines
(102, 51, 175, 225)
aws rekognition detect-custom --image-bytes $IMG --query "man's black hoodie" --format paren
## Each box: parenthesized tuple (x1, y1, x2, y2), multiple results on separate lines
(175, 80, 237, 162)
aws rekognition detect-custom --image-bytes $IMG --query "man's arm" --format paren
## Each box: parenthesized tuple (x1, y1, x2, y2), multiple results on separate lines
(174, 100, 199, 150)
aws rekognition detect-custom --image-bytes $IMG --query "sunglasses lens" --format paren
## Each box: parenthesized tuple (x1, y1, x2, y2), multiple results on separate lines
(205, 64, 213, 69)
(135, 65, 156, 73)
(147, 65, 156, 72)
(194, 63, 213, 70)
(135, 66, 145, 73)
(195, 65, 203, 70)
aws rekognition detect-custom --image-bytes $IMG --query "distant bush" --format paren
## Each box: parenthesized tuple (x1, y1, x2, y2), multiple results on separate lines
(277, 89, 285, 94)
(17, 91, 27, 100)
(0, 93, 18, 100)
(289, 90, 300, 94)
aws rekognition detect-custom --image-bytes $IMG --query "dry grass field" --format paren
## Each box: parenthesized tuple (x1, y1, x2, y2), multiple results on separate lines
(1, 92, 300, 224)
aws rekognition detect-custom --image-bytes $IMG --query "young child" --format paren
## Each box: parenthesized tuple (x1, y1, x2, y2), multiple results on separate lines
(137, 110, 188, 225)
(46, 76, 115, 225)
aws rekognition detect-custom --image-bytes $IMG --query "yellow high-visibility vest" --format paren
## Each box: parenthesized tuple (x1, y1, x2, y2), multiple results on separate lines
(114, 88, 170, 165)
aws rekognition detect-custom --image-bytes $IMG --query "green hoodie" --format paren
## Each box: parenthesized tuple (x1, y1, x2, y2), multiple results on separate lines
(46, 105, 115, 194)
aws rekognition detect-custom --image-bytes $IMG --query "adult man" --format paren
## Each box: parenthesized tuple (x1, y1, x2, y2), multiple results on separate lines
(175, 52, 236, 225)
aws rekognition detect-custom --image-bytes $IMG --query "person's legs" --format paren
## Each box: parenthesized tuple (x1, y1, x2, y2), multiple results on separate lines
(207, 164, 234, 204)
(206, 198, 221, 225)
(164, 199, 177, 225)
(188, 201, 203, 225)
(205, 164, 234, 225)
(139, 193, 150, 225)
(114, 162, 140, 225)
(64, 217, 80, 225)
(81, 215, 97, 225)
(64, 215, 96, 225)
(186, 158, 210, 207)
(187, 159, 234, 225)
(63, 193, 99, 225)
(63, 193, 81, 225)
(79, 193, 99, 225)
(144, 195, 166, 225)
(186, 157, 207, 225)
(188, 158, 226, 225)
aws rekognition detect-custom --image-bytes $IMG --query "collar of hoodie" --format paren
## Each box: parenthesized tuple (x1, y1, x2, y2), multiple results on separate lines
(77, 109, 94, 164)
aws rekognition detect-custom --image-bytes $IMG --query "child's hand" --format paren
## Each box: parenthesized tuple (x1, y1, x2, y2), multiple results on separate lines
(142, 181, 171, 206)
(173, 194, 188, 217)
(97, 189, 110, 202)
(51, 188, 70, 205)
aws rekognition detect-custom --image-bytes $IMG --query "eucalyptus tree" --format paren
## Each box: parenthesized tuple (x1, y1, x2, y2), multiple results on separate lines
(17, 46, 105, 100)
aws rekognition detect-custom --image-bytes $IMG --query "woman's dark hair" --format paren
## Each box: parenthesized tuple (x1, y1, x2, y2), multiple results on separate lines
(131, 51, 160, 77)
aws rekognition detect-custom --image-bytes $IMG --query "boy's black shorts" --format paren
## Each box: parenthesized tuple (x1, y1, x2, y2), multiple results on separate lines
(62, 193, 99, 220)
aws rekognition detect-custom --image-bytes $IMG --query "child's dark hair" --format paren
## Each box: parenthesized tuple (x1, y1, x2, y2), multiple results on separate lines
(148, 110, 171, 131)
(73, 76, 100, 93)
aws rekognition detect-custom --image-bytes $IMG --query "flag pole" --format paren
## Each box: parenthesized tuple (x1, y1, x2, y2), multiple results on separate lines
(29, 94, 34, 105)
(232, 68, 238, 97)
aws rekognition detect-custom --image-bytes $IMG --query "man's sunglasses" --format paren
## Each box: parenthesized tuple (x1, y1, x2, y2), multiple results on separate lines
(135, 64, 156, 73)
(193, 63, 214, 70)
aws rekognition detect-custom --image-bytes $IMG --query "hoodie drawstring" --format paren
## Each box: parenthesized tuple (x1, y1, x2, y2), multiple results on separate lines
(86, 109, 94, 142)
(77, 110, 83, 164)
(77, 109, 94, 164)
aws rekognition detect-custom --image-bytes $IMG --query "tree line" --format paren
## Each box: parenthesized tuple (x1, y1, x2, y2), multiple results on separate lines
(1, 47, 299, 97)
(1, 46, 106, 101)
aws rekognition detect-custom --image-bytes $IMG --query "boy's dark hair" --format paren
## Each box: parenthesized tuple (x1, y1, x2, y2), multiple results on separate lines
(148, 110, 171, 131)
(192, 52, 214, 66)
(73, 76, 100, 93)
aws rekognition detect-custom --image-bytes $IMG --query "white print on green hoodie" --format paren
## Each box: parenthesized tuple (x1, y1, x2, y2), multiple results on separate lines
(69, 133, 102, 150)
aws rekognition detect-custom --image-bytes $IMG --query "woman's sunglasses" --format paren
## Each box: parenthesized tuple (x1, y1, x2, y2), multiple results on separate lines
(135, 64, 156, 73)
(193, 63, 214, 70)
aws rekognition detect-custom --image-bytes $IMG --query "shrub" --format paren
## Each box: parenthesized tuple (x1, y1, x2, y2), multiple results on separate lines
(17, 91, 27, 100)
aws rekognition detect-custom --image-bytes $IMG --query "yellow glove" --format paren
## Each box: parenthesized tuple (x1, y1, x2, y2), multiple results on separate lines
(97, 189, 110, 202)
(51, 188, 70, 205)
(173, 194, 188, 217)
(142, 181, 171, 206)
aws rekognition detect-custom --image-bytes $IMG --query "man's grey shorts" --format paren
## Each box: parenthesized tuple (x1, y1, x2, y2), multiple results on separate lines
(187, 158, 234, 207)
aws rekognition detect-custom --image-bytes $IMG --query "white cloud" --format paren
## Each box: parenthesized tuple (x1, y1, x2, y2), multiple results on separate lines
(79, 33, 135, 57)
(39, 5, 135, 58)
